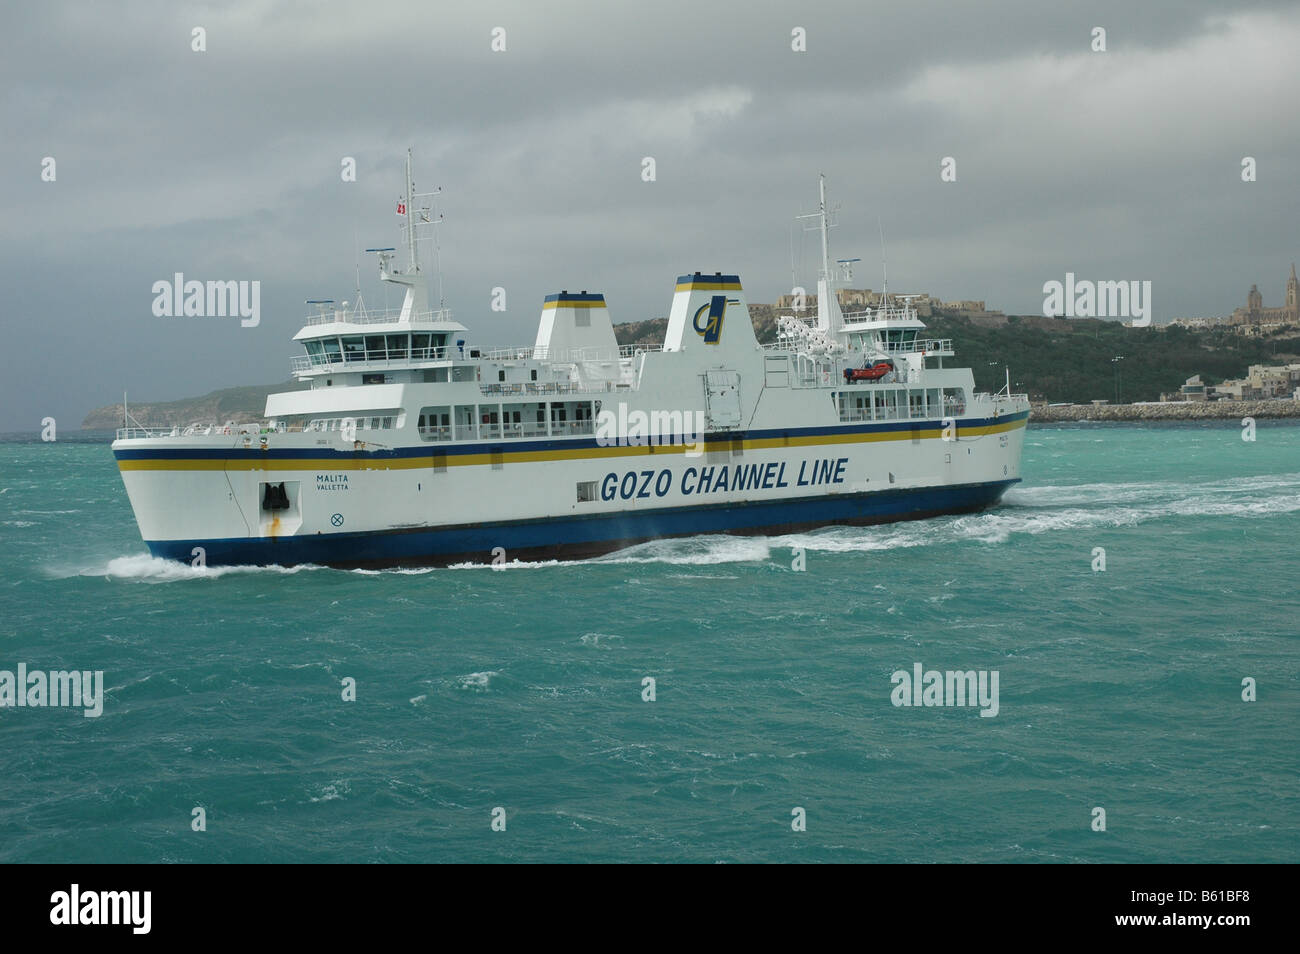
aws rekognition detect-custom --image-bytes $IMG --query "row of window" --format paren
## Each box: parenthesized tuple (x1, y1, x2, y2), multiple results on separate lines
(836, 387, 966, 423)
(416, 402, 594, 442)
(303, 333, 452, 364)
(879, 329, 920, 345)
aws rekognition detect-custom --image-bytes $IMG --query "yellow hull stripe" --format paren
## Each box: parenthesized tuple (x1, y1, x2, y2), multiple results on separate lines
(117, 418, 1026, 473)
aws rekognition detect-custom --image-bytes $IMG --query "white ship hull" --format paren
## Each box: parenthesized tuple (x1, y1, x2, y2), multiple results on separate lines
(114, 405, 1026, 567)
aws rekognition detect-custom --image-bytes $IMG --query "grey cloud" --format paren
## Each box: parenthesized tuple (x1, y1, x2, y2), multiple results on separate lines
(2, 0, 1297, 429)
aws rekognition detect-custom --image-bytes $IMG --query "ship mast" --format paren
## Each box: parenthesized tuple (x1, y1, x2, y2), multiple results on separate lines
(403, 149, 419, 275)
(797, 174, 843, 336)
(374, 149, 445, 320)
(818, 174, 831, 289)
(398, 148, 446, 310)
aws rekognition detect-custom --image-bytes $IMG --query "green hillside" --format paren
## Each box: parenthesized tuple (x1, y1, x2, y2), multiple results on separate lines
(922, 315, 1299, 402)
(615, 311, 1300, 404)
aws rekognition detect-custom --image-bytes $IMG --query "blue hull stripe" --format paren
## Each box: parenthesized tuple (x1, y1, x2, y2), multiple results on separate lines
(148, 478, 1019, 567)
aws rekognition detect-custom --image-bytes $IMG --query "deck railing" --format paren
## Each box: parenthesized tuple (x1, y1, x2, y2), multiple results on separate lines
(292, 342, 666, 374)
(303, 307, 456, 327)
(478, 343, 665, 362)
(115, 423, 267, 440)
(291, 346, 453, 373)
(423, 420, 595, 442)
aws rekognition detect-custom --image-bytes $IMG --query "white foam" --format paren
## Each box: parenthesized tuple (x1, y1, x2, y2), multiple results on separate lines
(458, 671, 500, 691)
(595, 535, 772, 565)
(308, 781, 349, 803)
(447, 558, 564, 570)
(579, 632, 623, 646)
(59, 553, 321, 582)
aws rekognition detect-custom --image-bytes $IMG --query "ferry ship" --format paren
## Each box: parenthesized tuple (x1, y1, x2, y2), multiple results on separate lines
(113, 155, 1030, 567)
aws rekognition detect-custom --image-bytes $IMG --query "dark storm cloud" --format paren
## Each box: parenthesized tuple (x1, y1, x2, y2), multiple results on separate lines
(2, 0, 1297, 429)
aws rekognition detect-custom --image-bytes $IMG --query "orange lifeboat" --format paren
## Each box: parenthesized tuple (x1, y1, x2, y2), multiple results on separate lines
(843, 361, 894, 382)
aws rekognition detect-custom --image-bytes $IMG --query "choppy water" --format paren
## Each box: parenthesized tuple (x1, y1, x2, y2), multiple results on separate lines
(1, 422, 1296, 862)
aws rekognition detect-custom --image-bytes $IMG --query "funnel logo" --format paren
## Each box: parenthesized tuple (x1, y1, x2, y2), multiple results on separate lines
(692, 295, 734, 344)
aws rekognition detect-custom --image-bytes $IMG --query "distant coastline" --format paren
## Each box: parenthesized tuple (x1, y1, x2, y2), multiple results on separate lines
(1030, 399, 1300, 423)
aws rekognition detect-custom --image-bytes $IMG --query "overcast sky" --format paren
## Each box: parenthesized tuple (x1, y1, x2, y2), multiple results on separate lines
(2, 0, 1298, 431)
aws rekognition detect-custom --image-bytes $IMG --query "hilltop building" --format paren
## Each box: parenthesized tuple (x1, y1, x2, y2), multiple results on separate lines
(774, 288, 1004, 321)
(1230, 264, 1299, 326)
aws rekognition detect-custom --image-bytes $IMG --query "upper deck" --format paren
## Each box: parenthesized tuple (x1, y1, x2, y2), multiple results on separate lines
(113, 167, 1029, 446)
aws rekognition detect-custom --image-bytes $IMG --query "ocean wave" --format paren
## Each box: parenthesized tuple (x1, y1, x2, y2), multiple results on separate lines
(457, 671, 500, 692)
(60, 553, 324, 582)
(307, 781, 350, 803)
(595, 535, 772, 565)
(579, 632, 623, 646)
(1005, 472, 1300, 507)
(587, 475, 1300, 560)
(447, 557, 564, 570)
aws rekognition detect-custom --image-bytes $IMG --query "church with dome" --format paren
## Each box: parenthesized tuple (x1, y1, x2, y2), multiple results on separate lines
(1231, 264, 1299, 325)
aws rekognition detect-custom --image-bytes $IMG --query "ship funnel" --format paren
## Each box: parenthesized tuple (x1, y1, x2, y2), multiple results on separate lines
(534, 291, 617, 362)
(663, 272, 759, 356)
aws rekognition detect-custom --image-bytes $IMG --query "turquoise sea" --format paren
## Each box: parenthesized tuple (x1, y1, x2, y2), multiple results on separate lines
(0, 422, 1296, 863)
